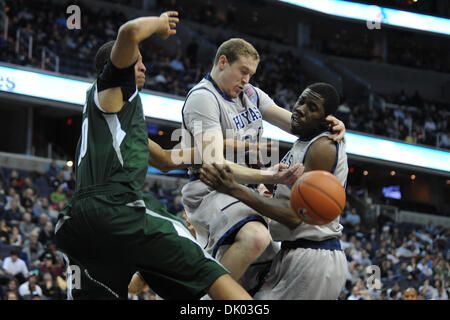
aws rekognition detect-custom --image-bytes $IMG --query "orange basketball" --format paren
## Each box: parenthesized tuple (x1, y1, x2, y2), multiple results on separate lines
(290, 170, 346, 225)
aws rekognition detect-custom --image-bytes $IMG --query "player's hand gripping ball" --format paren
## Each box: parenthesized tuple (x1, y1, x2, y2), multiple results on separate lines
(290, 170, 346, 225)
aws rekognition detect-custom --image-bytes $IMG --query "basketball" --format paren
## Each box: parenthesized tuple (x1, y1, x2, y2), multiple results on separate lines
(290, 170, 346, 225)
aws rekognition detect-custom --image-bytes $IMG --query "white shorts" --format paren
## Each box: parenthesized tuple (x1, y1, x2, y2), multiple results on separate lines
(254, 239, 347, 300)
(182, 180, 278, 293)
(182, 180, 267, 256)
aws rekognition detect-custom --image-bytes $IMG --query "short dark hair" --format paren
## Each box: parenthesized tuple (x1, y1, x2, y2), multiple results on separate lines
(10, 248, 19, 256)
(94, 41, 115, 74)
(307, 82, 340, 116)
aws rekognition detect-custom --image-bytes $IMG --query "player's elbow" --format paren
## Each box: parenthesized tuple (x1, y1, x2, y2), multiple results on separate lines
(158, 165, 171, 174)
(118, 22, 140, 44)
(148, 159, 171, 173)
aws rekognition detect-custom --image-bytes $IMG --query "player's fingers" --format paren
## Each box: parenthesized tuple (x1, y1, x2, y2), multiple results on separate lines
(201, 164, 216, 178)
(165, 11, 179, 17)
(212, 163, 230, 181)
(325, 115, 338, 125)
(200, 175, 214, 188)
(200, 171, 216, 187)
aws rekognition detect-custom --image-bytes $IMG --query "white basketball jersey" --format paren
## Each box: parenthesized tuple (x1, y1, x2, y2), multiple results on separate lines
(269, 132, 348, 242)
(181, 74, 273, 174)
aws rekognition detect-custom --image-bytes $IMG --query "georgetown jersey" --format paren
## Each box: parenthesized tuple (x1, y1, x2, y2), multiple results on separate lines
(181, 74, 274, 174)
(74, 82, 148, 196)
(270, 132, 348, 242)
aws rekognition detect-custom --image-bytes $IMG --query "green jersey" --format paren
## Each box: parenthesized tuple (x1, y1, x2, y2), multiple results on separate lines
(74, 82, 148, 196)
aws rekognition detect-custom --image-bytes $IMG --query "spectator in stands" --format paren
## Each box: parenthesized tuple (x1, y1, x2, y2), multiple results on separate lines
(46, 160, 59, 186)
(18, 271, 42, 299)
(22, 177, 37, 197)
(50, 184, 67, 205)
(434, 260, 449, 278)
(151, 180, 165, 199)
(419, 279, 434, 300)
(345, 208, 361, 227)
(0, 182, 7, 210)
(21, 188, 35, 210)
(37, 212, 49, 230)
(346, 285, 363, 300)
(170, 179, 183, 196)
(417, 257, 433, 277)
(51, 171, 69, 191)
(40, 271, 63, 300)
(22, 232, 44, 268)
(358, 250, 372, 268)
(9, 170, 22, 193)
(34, 197, 56, 222)
(0, 278, 19, 300)
(19, 212, 37, 239)
(9, 226, 22, 246)
(402, 287, 419, 300)
(38, 221, 54, 246)
(439, 133, 450, 149)
(5, 187, 17, 209)
(0, 219, 10, 243)
(396, 240, 415, 258)
(432, 279, 448, 300)
(67, 171, 76, 192)
(425, 221, 437, 235)
(38, 253, 59, 278)
(4, 200, 23, 226)
(340, 233, 351, 251)
(6, 291, 19, 300)
(61, 164, 72, 182)
(2, 248, 28, 283)
(169, 195, 184, 218)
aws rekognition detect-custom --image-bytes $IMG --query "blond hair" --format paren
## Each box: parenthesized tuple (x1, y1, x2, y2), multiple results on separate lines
(213, 38, 259, 65)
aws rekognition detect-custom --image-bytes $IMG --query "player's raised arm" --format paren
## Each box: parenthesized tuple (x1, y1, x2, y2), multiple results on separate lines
(98, 12, 179, 113)
(111, 11, 178, 69)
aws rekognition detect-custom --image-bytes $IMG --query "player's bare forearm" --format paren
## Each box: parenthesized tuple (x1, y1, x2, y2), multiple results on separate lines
(112, 12, 178, 68)
(224, 161, 274, 184)
(148, 138, 194, 172)
(224, 181, 301, 228)
(124, 12, 178, 44)
(263, 105, 293, 134)
(235, 186, 301, 228)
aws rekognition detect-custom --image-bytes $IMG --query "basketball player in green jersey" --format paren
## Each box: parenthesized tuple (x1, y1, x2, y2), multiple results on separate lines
(55, 11, 252, 300)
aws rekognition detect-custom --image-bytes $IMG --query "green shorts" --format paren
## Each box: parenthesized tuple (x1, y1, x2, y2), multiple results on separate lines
(55, 184, 228, 300)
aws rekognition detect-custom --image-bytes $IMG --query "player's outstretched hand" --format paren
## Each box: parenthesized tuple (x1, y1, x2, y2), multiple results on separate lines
(158, 11, 179, 40)
(326, 115, 346, 142)
(200, 163, 238, 195)
(271, 163, 304, 186)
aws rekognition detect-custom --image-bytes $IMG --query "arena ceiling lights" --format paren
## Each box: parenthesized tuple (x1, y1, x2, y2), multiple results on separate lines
(280, 0, 450, 36)
(0, 64, 449, 174)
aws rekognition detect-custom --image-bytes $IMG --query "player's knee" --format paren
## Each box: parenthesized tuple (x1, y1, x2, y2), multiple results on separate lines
(236, 221, 270, 257)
